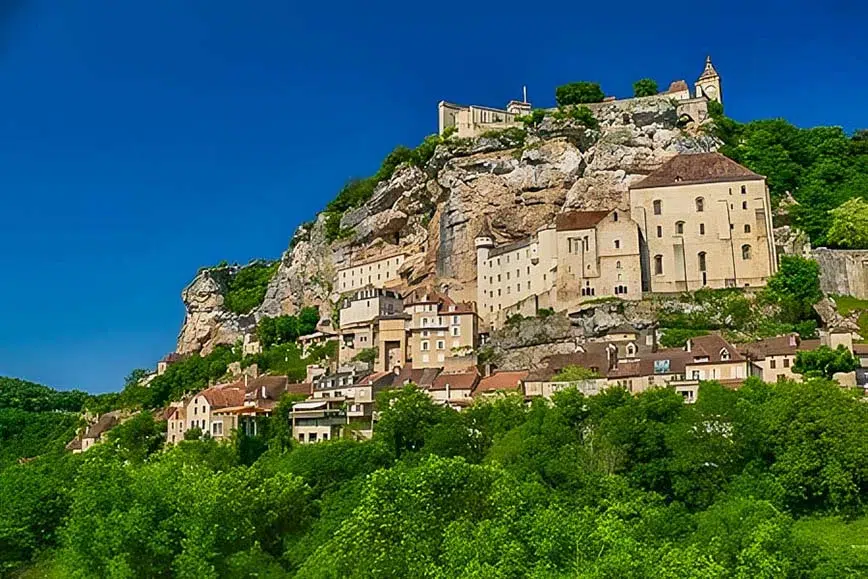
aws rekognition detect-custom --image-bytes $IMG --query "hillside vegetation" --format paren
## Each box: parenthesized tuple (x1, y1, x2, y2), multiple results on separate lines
(3, 376, 868, 577)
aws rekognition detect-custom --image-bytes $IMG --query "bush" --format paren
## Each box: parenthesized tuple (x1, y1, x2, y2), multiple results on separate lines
(516, 109, 547, 129)
(659, 328, 710, 348)
(224, 262, 280, 315)
(551, 105, 600, 130)
(479, 127, 527, 148)
(633, 78, 659, 97)
(555, 81, 605, 106)
(352, 348, 378, 364)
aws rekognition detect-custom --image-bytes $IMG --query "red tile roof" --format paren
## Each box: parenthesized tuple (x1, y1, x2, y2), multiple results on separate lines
(738, 334, 800, 359)
(473, 371, 528, 396)
(431, 370, 480, 392)
(630, 153, 764, 190)
(666, 80, 689, 93)
(286, 382, 313, 396)
(200, 384, 245, 409)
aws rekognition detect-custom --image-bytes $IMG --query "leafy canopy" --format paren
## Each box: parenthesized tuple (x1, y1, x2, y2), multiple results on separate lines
(827, 196, 868, 249)
(555, 81, 605, 106)
(633, 78, 659, 97)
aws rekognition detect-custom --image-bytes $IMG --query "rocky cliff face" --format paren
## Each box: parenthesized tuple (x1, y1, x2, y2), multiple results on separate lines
(177, 95, 716, 354)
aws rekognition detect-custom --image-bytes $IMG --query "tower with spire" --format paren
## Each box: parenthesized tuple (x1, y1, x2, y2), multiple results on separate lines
(695, 56, 722, 103)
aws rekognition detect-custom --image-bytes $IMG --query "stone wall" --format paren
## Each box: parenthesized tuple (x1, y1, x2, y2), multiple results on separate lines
(813, 248, 868, 299)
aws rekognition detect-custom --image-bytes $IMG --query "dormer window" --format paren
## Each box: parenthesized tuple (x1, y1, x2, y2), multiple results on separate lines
(674, 176, 683, 182)
(626, 343, 637, 357)
(720, 348, 731, 361)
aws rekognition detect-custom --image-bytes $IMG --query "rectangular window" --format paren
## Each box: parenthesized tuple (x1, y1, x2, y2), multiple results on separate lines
(783, 358, 790, 368)
(656, 226, 662, 238)
(451, 326, 460, 336)
(421, 341, 429, 351)
(436, 340, 445, 350)
(770, 359, 776, 369)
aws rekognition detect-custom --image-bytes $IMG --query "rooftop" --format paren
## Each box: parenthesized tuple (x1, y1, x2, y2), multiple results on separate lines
(630, 153, 764, 190)
(555, 210, 611, 232)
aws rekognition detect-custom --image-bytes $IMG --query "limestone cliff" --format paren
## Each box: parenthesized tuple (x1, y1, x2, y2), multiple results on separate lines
(178, 95, 715, 354)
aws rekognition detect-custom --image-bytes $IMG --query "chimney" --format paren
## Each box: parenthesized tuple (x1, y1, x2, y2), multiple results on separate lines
(788, 334, 798, 348)
(244, 374, 249, 388)
(445, 381, 451, 401)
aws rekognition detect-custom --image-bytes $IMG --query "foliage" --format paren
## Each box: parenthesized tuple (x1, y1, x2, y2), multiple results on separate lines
(505, 313, 524, 327)
(537, 307, 554, 318)
(763, 255, 823, 323)
(708, 106, 868, 245)
(104, 412, 165, 464)
(515, 108, 547, 129)
(555, 81, 605, 106)
(120, 344, 241, 409)
(479, 126, 527, 148)
(256, 306, 320, 348)
(6, 375, 868, 576)
(0, 377, 89, 413)
(659, 327, 709, 348)
(827, 197, 868, 249)
(351, 347, 378, 364)
(551, 104, 600, 130)
(223, 261, 279, 315)
(793, 345, 859, 378)
(551, 364, 600, 382)
(243, 343, 307, 381)
(633, 78, 659, 97)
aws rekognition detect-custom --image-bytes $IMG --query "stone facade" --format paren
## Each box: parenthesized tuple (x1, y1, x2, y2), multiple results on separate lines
(335, 254, 407, 294)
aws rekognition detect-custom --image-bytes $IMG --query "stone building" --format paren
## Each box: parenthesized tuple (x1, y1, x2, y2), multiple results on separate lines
(476, 208, 643, 330)
(404, 290, 478, 370)
(629, 152, 777, 292)
(337, 288, 403, 364)
(335, 253, 406, 294)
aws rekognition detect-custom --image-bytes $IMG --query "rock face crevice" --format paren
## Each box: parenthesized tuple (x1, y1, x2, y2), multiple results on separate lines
(178, 95, 715, 354)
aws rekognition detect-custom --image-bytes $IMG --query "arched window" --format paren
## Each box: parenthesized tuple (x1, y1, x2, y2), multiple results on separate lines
(741, 185, 747, 195)
(742, 201, 748, 210)
(653, 200, 662, 215)
(695, 197, 705, 212)
(698, 252, 707, 272)
(742, 244, 752, 260)
(626, 343, 637, 357)
(654, 254, 663, 275)
(616, 260, 622, 269)
(744, 224, 751, 233)
(675, 221, 685, 234)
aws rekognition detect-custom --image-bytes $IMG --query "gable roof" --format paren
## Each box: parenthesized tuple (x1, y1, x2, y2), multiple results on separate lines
(556, 210, 611, 232)
(630, 153, 764, 190)
(431, 370, 480, 391)
(199, 384, 245, 409)
(83, 411, 121, 440)
(738, 334, 800, 359)
(688, 334, 744, 363)
(473, 371, 528, 396)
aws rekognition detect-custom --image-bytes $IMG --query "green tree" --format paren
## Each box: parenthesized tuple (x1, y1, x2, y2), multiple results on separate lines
(827, 197, 868, 249)
(223, 261, 279, 315)
(374, 385, 451, 457)
(793, 345, 858, 379)
(552, 365, 600, 382)
(105, 412, 165, 463)
(763, 255, 823, 323)
(633, 78, 659, 97)
(351, 347, 377, 364)
(555, 81, 605, 106)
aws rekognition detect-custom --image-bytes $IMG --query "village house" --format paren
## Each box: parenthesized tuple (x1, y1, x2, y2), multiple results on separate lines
(67, 410, 123, 453)
(338, 287, 403, 364)
(428, 370, 480, 405)
(472, 370, 529, 398)
(404, 290, 478, 370)
(183, 381, 245, 441)
(157, 352, 184, 375)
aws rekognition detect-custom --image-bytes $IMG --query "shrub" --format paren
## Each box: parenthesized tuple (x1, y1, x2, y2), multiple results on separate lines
(516, 109, 547, 129)
(224, 262, 280, 315)
(659, 328, 709, 348)
(555, 81, 605, 106)
(551, 105, 600, 130)
(352, 348, 378, 364)
(479, 127, 527, 148)
(552, 365, 600, 382)
(633, 78, 659, 97)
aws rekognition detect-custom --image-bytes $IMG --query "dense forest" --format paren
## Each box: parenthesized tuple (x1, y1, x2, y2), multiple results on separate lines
(2, 375, 867, 577)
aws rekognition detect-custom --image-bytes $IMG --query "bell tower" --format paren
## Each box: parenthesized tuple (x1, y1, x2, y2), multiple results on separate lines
(694, 56, 722, 104)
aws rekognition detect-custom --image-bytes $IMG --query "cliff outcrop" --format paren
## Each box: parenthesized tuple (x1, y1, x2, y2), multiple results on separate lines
(178, 95, 716, 354)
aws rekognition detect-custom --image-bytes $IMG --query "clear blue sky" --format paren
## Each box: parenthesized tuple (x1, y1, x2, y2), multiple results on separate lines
(0, 0, 865, 393)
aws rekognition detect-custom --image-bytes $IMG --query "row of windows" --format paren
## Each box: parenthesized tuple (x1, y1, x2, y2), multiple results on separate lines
(421, 339, 461, 351)
(486, 282, 532, 299)
(655, 222, 752, 238)
(653, 246, 753, 275)
(652, 192, 750, 216)
(340, 257, 403, 277)
(486, 266, 533, 284)
(487, 248, 533, 268)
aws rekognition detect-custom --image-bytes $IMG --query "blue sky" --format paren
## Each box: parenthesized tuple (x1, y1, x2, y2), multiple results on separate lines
(0, 0, 865, 393)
